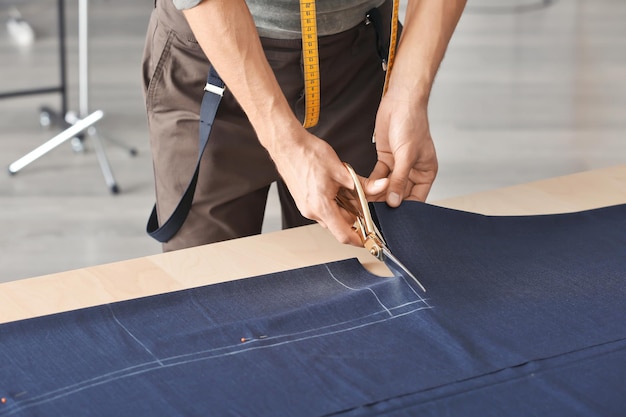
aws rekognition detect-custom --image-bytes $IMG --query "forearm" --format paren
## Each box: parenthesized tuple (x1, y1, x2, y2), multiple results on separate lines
(387, 0, 466, 104)
(183, 0, 361, 244)
(182, 0, 301, 154)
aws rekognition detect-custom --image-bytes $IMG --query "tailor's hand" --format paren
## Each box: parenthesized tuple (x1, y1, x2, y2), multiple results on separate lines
(368, 94, 438, 206)
(268, 126, 387, 246)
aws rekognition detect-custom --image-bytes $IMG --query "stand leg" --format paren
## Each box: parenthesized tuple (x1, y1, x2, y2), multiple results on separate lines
(99, 133, 138, 157)
(87, 126, 120, 194)
(8, 110, 104, 174)
(64, 112, 120, 194)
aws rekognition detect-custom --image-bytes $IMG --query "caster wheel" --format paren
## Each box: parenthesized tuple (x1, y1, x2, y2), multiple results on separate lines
(39, 110, 51, 127)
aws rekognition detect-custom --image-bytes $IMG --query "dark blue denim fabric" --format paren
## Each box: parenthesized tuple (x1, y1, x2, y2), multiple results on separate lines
(1, 202, 625, 416)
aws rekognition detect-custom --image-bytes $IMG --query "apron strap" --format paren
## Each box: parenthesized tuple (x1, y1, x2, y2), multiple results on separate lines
(147, 66, 225, 243)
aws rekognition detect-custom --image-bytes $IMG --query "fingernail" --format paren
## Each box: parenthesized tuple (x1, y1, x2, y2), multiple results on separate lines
(374, 179, 386, 187)
(389, 192, 401, 206)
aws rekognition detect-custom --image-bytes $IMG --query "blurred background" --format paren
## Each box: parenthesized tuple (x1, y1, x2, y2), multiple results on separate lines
(0, 0, 624, 282)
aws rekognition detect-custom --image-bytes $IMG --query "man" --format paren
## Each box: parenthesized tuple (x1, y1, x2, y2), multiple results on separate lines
(142, 0, 466, 251)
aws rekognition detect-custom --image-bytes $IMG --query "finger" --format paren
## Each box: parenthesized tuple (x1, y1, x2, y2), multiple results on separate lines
(386, 157, 412, 207)
(323, 204, 362, 246)
(407, 164, 438, 201)
(352, 171, 389, 198)
(363, 177, 389, 201)
(405, 178, 434, 202)
(327, 222, 362, 246)
(335, 197, 358, 225)
(315, 204, 359, 245)
(334, 161, 357, 191)
(406, 182, 433, 202)
(364, 161, 391, 201)
(362, 172, 388, 193)
(368, 160, 391, 182)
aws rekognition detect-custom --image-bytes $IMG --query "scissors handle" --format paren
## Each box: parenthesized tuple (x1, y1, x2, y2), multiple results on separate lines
(335, 163, 385, 259)
(341, 163, 377, 236)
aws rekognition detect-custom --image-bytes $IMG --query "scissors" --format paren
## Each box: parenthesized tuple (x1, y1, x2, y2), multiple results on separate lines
(335, 163, 426, 292)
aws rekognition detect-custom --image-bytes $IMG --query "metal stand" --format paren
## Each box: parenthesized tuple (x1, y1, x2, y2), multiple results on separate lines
(7, 0, 133, 194)
(0, 0, 68, 122)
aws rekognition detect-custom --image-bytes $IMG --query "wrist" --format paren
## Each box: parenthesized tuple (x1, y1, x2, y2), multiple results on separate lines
(251, 107, 305, 158)
(385, 78, 430, 108)
(384, 66, 432, 107)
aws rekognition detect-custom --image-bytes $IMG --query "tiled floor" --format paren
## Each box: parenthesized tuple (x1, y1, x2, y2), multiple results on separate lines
(0, 0, 624, 282)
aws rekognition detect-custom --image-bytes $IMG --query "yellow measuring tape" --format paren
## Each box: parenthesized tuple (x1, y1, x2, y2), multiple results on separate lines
(298, 0, 399, 129)
(299, 0, 320, 128)
(383, 0, 400, 95)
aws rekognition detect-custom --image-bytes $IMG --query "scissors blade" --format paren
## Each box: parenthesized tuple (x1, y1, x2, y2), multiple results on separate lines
(381, 246, 427, 293)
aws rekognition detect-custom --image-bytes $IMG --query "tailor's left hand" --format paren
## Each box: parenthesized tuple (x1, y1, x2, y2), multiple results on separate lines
(367, 94, 438, 206)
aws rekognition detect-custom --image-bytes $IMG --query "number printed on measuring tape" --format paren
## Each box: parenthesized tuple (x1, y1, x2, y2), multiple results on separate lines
(299, 0, 320, 128)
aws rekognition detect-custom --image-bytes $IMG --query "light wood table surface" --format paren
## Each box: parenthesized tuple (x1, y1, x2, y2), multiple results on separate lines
(2, 164, 625, 325)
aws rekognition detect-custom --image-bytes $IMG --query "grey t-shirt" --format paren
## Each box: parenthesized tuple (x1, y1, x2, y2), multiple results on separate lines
(173, 0, 385, 39)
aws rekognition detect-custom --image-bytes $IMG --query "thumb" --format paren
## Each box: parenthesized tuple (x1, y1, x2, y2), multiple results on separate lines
(363, 177, 389, 200)
(386, 160, 411, 207)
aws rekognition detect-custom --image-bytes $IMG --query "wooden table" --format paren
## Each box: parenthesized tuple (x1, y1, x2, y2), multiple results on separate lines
(2, 164, 625, 325)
